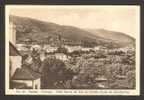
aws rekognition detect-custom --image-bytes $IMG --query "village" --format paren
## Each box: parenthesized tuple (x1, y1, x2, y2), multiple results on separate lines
(9, 21, 135, 89)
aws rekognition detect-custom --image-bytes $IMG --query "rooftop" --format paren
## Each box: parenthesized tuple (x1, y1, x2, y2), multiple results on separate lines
(9, 42, 21, 56)
(11, 66, 41, 80)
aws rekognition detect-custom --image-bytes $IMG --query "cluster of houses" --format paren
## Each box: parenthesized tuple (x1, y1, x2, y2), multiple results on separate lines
(16, 43, 107, 54)
(109, 47, 135, 53)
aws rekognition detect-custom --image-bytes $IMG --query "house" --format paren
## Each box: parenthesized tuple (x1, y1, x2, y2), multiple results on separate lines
(9, 22, 41, 89)
(30, 44, 41, 52)
(55, 53, 69, 61)
(81, 47, 91, 51)
(43, 45, 57, 53)
(11, 67, 41, 89)
(9, 42, 22, 77)
(94, 46, 101, 51)
(9, 22, 16, 45)
(9, 42, 41, 89)
(39, 51, 47, 61)
(64, 45, 82, 53)
(94, 76, 108, 82)
(16, 43, 30, 52)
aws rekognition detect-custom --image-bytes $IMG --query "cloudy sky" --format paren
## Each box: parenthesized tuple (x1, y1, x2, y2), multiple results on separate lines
(7, 5, 140, 37)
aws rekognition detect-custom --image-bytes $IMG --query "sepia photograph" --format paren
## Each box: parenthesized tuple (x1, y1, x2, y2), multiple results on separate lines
(5, 5, 140, 95)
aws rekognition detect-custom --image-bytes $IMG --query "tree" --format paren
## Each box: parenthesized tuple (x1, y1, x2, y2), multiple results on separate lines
(41, 57, 74, 89)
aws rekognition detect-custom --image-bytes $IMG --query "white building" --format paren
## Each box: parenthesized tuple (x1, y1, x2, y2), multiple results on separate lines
(30, 44, 42, 51)
(81, 47, 92, 51)
(94, 46, 101, 51)
(16, 44, 29, 51)
(55, 53, 69, 61)
(43, 45, 57, 53)
(9, 42, 22, 77)
(9, 22, 16, 45)
(9, 21, 22, 77)
(64, 45, 82, 53)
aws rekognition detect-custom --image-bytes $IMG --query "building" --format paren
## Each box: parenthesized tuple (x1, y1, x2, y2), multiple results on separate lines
(9, 21, 16, 45)
(9, 42, 22, 77)
(16, 43, 29, 52)
(10, 42, 41, 89)
(30, 44, 42, 52)
(43, 45, 57, 53)
(9, 22, 41, 89)
(55, 53, 69, 61)
(81, 47, 91, 51)
(11, 67, 41, 89)
(9, 21, 21, 77)
(64, 45, 82, 53)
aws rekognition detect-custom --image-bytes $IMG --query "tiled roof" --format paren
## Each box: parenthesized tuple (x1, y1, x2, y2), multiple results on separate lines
(11, 66, 41, 80)
(9, 42, 21, 56)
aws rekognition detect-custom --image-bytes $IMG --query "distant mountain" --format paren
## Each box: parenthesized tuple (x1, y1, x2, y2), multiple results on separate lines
(9, 15, 135, 48)
(85, 29, 135, 47)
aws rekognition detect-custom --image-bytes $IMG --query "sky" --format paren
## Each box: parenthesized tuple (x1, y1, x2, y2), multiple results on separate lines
(7, 5, 140, 37)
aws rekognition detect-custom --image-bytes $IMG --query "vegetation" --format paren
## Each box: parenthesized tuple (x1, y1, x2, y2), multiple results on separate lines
(38, 47, 135, 89)
(70, 48, 135, 89)
(41, 57, 75, 89)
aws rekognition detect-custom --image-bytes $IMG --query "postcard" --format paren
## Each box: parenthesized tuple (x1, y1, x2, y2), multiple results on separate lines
(5, 5, 140, 95)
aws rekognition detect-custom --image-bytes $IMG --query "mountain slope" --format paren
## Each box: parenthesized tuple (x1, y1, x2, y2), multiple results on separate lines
(9, 15, 135, 48)
(85, 29, 135, 47)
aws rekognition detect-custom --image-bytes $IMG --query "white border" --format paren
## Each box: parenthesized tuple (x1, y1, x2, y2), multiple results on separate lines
(5, 5, 140, 95)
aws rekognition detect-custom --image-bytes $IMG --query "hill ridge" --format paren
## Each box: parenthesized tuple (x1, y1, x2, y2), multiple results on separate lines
(9, 15, 135, 48)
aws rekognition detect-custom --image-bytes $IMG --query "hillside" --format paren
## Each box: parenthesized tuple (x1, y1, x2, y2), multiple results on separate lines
(85, 29, 135, 47)
(9, 15, 135, 48)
